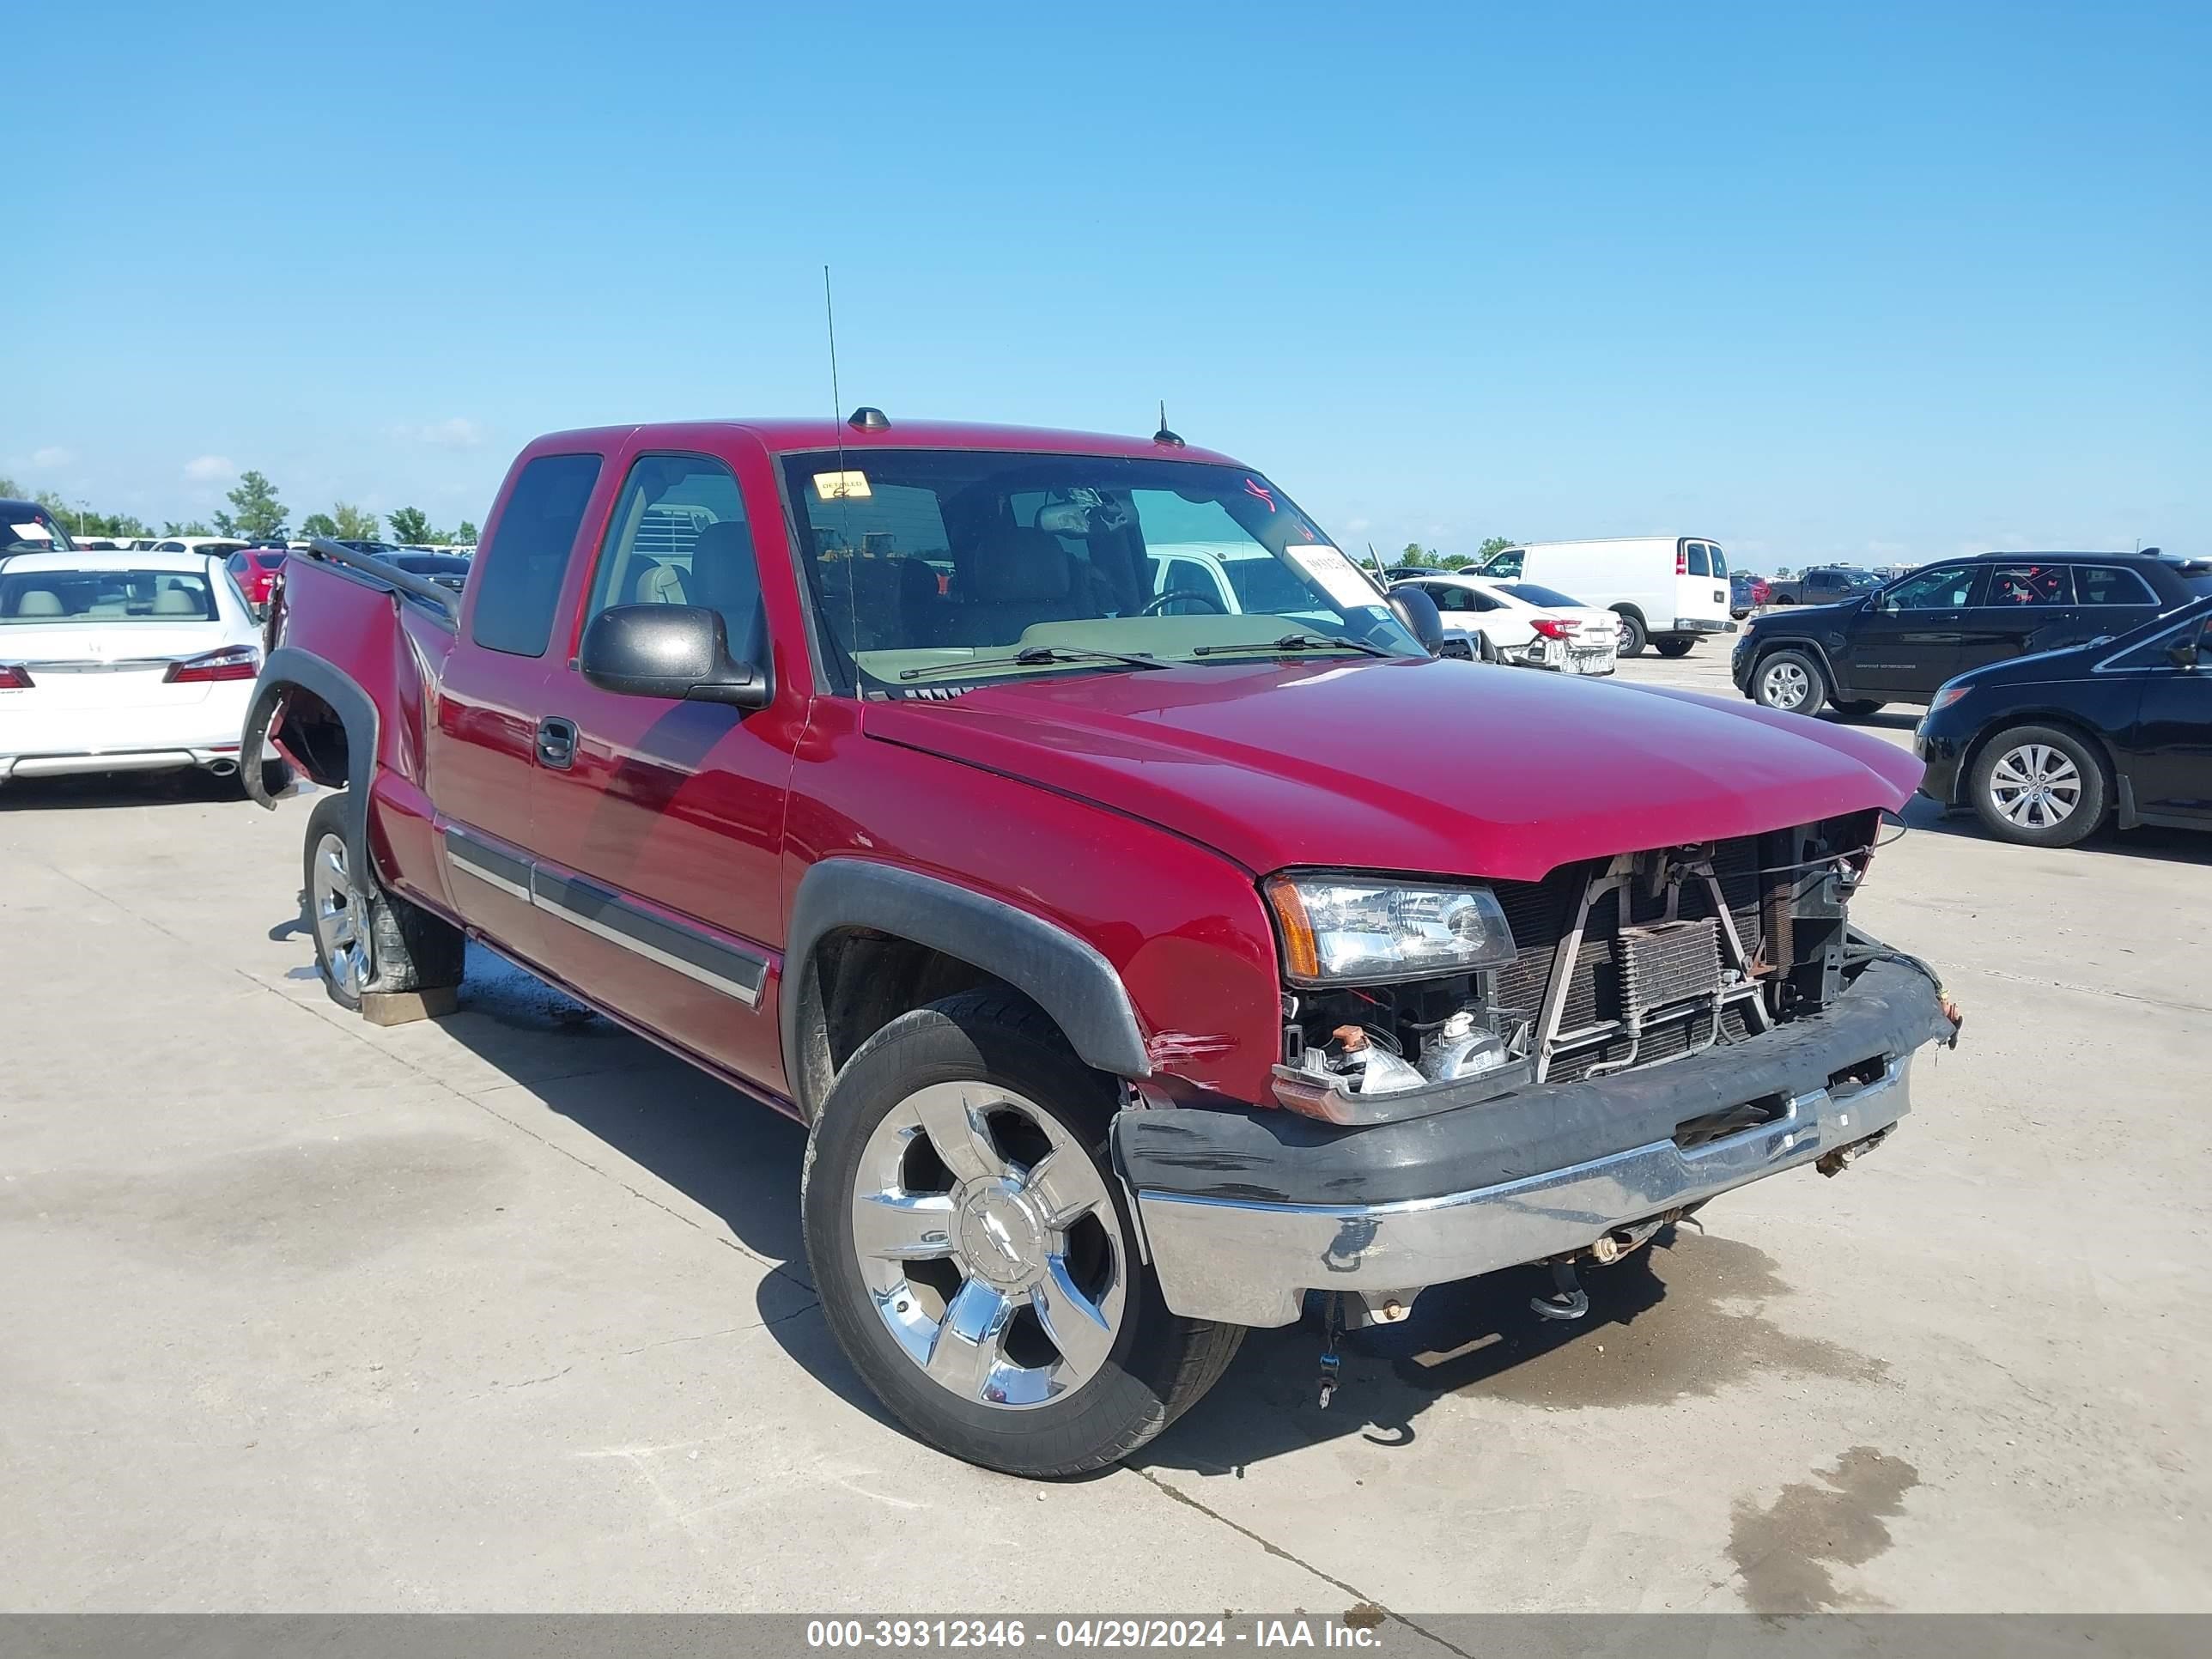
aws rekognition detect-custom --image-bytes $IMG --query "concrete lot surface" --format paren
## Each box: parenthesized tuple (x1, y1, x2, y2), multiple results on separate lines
(3, 647, 2207, 1618)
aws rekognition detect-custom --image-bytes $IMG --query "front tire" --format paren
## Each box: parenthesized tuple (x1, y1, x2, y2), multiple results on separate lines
(1654, 637, 1695, 659)
(302, 793, 465, 1012)
(801, 989, 1242, 1477)
(1829, 699, 1887, 720)
(1969, 725, 2107, 848)
(1751, 647, 1827, 716)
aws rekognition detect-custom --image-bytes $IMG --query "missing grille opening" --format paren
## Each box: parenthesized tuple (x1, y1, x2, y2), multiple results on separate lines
(1674, 1093, 1788, 1150)
(1826, 1055, 1889, 1095)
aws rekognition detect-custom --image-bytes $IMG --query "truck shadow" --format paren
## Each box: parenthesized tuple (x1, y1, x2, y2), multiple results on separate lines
(1136, 1222, 1884, 1476)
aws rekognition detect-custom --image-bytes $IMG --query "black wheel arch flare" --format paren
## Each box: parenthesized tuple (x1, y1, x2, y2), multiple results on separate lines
(782, 860, 1152, 1121)
(242, 647, 382, 887)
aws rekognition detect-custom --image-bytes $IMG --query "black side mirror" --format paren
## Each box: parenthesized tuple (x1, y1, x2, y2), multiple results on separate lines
(2167, 623, 2208, 671)
(1387, 586, 1447, 655)
(580, 605, 770, 708)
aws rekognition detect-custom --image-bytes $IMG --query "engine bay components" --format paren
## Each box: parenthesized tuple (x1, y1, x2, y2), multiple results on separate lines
(1274, 816, 1885, 1115)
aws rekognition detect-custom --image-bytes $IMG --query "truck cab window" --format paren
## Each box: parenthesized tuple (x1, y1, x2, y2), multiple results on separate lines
(586, 454, 761, 659)
(471, 453, 602, 657)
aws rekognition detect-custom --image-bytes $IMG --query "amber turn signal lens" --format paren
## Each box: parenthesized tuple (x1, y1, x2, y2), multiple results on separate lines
(1263, 876, 1320, 981)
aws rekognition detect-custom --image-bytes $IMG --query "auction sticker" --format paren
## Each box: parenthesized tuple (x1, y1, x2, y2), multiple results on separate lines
(1286, 542, 1382, 609)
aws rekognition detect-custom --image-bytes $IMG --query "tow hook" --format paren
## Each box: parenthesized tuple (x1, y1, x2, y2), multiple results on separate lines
(1530, 1259, 1589, 1322)
(1818, 1126, 1892, 1178)
(1316, 1292, 1344, 1408)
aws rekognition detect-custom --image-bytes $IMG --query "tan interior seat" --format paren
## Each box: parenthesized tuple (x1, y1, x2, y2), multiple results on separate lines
(14, 588, 64, 617)
(632, 561, 690, 605)
(154, 586, 204, 615)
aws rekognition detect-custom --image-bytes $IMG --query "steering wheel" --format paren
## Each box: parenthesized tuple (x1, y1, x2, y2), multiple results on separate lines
(1140, 589, 1227, 616)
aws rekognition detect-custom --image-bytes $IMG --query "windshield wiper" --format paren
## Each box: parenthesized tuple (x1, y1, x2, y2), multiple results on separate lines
(897, 645, 1169, 681)
(1188, 632, 1392, 659)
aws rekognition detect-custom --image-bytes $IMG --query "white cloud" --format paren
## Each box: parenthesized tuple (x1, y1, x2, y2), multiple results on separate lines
(403, 418, 488, 450)
(31, 446, 73, 470)
(184, 454, 234, 482)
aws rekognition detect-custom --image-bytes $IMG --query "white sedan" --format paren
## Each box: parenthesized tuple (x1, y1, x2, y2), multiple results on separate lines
(0, 549, 271, 787)
(1386, 571, 1619, 675)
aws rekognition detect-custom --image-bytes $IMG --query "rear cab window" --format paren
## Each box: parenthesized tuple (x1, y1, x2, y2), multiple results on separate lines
(471, 453, 605, 656)
(1685, 544, 1711, 577)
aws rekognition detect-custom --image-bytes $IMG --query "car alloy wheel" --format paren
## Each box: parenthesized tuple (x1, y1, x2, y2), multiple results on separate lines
(850, 1080, 1124, 1410)
(1987, 742, 2082, 832)
(1759, 658, 1813, 711)
(310, 830, 372, 997)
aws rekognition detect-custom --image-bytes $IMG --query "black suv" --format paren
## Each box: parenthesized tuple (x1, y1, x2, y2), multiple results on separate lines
(1732, 551, 2212, 719)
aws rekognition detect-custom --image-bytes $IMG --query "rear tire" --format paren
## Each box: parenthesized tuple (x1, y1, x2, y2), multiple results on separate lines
(1751, 647, 1827, 716)
(801, 988, 1242, 1477)
(302, 793, 465, 1012)
(1829, 699, 1887, 720)
(1654, 638, 1695, 659)
(1968, 725, 2107, 848)
(1613, 610, 1649, 657)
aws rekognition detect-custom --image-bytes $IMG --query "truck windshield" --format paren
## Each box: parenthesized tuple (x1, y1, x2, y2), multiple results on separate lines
(778, 451, 1420, 691)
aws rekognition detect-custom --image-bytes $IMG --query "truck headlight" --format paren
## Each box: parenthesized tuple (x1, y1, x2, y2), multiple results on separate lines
(1263, 874, 1519, 986)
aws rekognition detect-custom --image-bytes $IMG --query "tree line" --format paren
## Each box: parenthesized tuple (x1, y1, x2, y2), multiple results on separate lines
(1389, 535, 1514, 571)
(0, 470, 475, 547)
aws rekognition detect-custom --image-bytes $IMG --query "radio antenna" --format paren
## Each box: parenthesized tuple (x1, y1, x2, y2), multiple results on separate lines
(823, 264, 843, 435)
(824, 264, 860, 667)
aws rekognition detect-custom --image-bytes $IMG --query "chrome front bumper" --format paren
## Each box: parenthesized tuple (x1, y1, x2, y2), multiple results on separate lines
(1133, 1057, 1912, 1328)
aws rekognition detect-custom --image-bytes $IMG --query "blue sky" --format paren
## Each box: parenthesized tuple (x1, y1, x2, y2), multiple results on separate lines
(8, 1, 2206, 568)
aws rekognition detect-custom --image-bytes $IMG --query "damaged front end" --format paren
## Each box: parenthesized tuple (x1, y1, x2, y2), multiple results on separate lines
(1115, 814, 1963, 1331)
(1270, 811, 1903, 1123)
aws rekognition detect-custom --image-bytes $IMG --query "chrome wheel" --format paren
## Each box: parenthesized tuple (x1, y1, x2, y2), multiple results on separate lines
(310, 831, 371, 997)
(1988, 743, 2082, 831)
(1759, 659, 1812, 710)
(852, 1082, 1124, 1410)
(1615, 616, 1636, 653)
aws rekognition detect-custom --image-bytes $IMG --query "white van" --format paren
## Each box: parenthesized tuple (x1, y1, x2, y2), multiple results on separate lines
(1479, 537, 1735, 657)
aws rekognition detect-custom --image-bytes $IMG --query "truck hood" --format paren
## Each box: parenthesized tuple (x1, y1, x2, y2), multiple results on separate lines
(862, 657, 1925, 880)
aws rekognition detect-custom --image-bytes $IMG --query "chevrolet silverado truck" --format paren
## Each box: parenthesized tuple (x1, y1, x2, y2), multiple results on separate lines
(246, 415, 1962, 1477)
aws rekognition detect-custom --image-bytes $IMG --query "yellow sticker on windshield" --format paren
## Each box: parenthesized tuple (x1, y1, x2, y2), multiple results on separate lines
(812, 470, 872, 501)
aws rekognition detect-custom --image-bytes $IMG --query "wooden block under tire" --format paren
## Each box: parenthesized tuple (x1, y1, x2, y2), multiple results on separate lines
(358, 987, 459, 1026)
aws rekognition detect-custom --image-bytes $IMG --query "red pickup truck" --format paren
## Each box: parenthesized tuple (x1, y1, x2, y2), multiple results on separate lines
(246, 415, 1960, 1476)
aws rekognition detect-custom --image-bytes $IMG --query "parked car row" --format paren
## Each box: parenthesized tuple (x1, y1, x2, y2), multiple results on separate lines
(1730, 550, 2212, 846)
(1382, 570, 1620, 675)
(1476, 536, 1735, 658)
